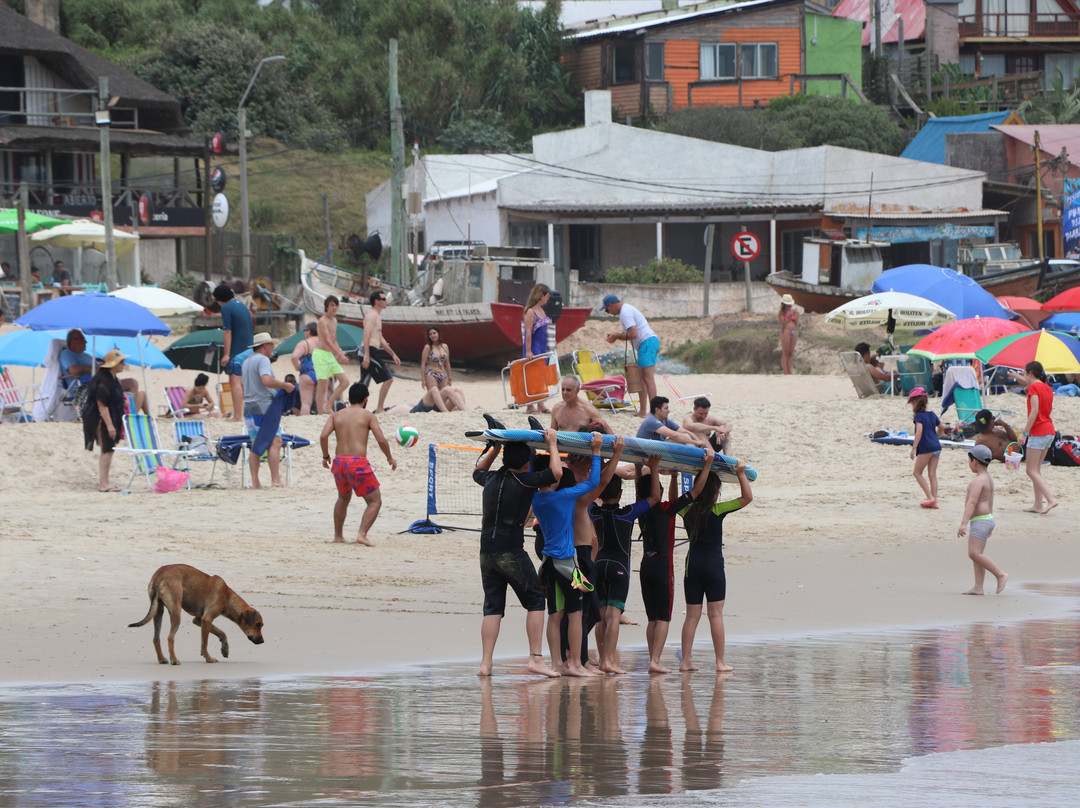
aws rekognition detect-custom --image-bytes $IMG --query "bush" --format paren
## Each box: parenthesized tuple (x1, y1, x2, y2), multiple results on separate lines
(163, 273, 200, 297)
(604, 257, 704, 284)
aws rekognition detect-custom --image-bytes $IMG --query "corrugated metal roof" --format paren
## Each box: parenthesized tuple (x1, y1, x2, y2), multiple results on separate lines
(900, 112, 1016, 165)
(504, 199, 816, 214)
(824, 208, 1008, 219)
(832, 0, 924, 46)
(567, 0, 778, 39)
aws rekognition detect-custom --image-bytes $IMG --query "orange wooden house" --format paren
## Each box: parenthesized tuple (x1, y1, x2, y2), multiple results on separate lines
(562, 0, 862, 120)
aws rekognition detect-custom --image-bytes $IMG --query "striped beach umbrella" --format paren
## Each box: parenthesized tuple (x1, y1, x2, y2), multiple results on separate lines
(974, 329, 1080, 373)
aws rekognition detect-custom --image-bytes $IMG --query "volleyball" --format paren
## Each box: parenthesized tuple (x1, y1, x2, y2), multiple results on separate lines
(397, 425, 420, 448)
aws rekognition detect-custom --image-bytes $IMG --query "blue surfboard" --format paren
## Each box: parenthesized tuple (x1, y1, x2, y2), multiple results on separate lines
(464, 428, 757, 483)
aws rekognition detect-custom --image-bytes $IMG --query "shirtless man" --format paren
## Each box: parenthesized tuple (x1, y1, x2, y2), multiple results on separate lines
(550, 376, 612, 433)
(361, 290, 401, 413)
(314, 295, 351, 414)
(972, 409, 1018, 462)
(319, 381, 396, 546)
(855, 341, 893, 392)
(682, 397, 732, 453)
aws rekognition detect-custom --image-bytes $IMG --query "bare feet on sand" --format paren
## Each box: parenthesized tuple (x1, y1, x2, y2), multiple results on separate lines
(1023, 505, 1043, 513)
(961, 587, 984, 595)
(600, 662, 627, 675)
(619, 613, 639, 626)
(996, 572, 1009, 593)
(565, 662, 601, 677)
(526, 654, 561, 678)
(716, 661, 734, 673)
(1041, 501, 1059, 514)
(648, 661, 672, 674)
(355, 533, 375, 546)
(679, 660, 699, 672)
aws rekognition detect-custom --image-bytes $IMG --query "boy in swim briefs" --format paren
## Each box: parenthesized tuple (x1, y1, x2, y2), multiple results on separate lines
(957, 444, 1008, 595)
(319, 381, 396, 546)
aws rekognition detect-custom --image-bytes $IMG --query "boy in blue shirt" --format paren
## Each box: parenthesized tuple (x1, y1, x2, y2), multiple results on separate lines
(532, 431, 604, 677)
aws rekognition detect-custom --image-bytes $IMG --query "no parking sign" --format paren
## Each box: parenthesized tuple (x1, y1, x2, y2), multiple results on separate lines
(731, 231, 761, 262)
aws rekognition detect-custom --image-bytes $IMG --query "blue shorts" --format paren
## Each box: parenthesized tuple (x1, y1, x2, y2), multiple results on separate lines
(1027, 433, 1054, 451)
(637, 336, 660, 368)
(226, 358, 244, 377)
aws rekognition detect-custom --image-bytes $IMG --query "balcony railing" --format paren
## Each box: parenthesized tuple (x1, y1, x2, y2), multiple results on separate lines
(958, 12, 1080, 38)
(0, 182, 206, 212)
(0, 85, 139, 128)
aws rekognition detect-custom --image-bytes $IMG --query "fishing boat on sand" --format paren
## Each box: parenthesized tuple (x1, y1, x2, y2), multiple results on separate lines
(299, 249, 594, 367)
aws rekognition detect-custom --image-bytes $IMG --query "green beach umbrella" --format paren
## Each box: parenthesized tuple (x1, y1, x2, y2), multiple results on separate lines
(165, 329, 225, 373)
(0, 209, 68, 234)
(273, 322, 364, 359)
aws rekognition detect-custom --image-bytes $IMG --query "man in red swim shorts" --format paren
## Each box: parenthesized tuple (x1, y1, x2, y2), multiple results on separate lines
(319, 381, 397, 545)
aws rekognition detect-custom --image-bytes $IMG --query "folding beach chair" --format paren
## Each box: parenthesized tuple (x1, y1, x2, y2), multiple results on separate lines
(173, 421, 226, 488)
(0, 368, 40, 423)
(501, 352, 560, 409)
(114, 414, 192, 491)
(159, 386, 190, 419)
(571, 350, 632, 412)
(839, 352, 885, 399)
(215, 432, 311, 488)
(663, 375, 707, 406)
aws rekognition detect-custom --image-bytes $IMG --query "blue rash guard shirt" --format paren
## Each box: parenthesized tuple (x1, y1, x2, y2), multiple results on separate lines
(532, 455, 601, 561)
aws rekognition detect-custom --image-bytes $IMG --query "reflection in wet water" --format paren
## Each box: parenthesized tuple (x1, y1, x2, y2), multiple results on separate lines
(1, 609, 1079, 807)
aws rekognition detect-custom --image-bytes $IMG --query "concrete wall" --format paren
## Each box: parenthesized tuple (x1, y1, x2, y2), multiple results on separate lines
(602, 223, 657, 269)
(569, 274, 777, 318)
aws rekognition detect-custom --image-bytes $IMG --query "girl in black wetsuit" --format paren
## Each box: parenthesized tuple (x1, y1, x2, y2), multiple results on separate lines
(678, 458, 753, 673)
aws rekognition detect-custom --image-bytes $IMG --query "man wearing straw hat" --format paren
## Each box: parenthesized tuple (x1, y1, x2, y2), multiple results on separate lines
(241, 332, 296, 489)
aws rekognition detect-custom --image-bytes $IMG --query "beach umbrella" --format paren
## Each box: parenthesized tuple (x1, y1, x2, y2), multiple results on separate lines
(974, 329, 1080, 373)
(872, 264, 1009, 321)
(28, 218, 139, 259)
(907, 317, 1029, 360)
(1038, 312, 1080, 335)
(825, 291, 956, 330)
(1041, 286, 1080, 312)
(165, 329, 225, 373)
(272, 322, 364, 359)
(997, 294, 1048, 329)
(0, 329, 173, 369)
(0, 209, 68, 234)
(14, 292, 170, 336)
(108, 285, 204, 316)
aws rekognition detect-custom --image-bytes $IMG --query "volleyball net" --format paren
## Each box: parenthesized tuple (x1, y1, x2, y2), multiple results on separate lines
(421, 443, 485, 532)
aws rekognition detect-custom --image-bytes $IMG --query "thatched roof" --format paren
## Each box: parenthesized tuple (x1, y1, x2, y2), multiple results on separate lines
(0, 5, 184, 133)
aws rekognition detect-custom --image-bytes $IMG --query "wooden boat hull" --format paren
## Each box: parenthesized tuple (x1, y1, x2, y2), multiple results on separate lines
(301, 251, 592, 367)
(971, 265, 1042, 298)
(765, 271, 862, 313)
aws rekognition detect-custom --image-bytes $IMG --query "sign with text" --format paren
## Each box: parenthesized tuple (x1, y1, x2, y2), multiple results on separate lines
(731, 231, 761, 262)
(1064, 177, 1080, 259)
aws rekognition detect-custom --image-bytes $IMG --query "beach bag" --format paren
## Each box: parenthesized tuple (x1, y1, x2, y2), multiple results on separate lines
(180, 433, 213, 457)
(74, 384, 92, 419)
(152, 466, 189, 493)
(624, 344, 643, 395)
(1050, 434, 1080, 467)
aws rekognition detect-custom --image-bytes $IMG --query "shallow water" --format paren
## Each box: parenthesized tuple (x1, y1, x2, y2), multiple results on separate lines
(2, 591, 1080, 807)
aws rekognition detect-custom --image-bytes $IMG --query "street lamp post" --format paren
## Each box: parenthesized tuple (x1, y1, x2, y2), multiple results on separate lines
(238, 55, 286, 282)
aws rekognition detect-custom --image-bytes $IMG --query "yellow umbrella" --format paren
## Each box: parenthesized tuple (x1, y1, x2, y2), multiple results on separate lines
(29, 218, 139, 259)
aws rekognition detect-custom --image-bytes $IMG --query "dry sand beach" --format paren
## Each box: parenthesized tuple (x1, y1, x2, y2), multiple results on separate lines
(2, 315, 1080, 686)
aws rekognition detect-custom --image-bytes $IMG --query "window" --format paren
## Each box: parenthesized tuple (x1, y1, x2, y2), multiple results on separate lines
(645, 42, 664, 80)
(700, 43, 735, 80)
(613, 43, 636, 83)
(741, 43, 778, 79)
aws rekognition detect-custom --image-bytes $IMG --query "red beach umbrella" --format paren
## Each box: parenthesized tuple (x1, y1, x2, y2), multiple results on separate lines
(907, 316, 1029, 360)
(996, 295, 1048, 329)
(1041, 287, 1080, 312)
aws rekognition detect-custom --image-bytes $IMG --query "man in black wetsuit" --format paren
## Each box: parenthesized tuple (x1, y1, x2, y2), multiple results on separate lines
(473, 431, 562, 678)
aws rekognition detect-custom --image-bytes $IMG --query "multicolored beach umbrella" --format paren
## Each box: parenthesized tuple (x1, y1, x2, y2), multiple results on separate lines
(908, 316, 1029, 360)
(974, 329, 1080, 373)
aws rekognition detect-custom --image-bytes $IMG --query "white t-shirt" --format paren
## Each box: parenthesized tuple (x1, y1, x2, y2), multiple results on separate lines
(619, 303, 656, 350)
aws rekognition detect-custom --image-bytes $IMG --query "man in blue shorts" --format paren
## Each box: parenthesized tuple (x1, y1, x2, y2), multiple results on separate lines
(603, 294, 659, 417)
(241, 332, 295, 489)
(215, 283, 254, 423)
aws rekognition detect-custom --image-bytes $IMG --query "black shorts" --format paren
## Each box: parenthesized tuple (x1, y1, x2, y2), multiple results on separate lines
(639, 556, 674, 622)
(594, 556, 630, 611)
(479, 550, 545, 616)
(684, 550, 726, 605)
(361, 347, 393, 385)
(541, 558, 583, 614)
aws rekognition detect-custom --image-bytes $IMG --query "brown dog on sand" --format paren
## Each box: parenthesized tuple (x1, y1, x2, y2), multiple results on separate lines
(128, 564, 265, 664)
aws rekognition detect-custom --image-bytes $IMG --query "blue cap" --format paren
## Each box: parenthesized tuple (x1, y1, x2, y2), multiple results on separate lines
(601, 294, 620, 311)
